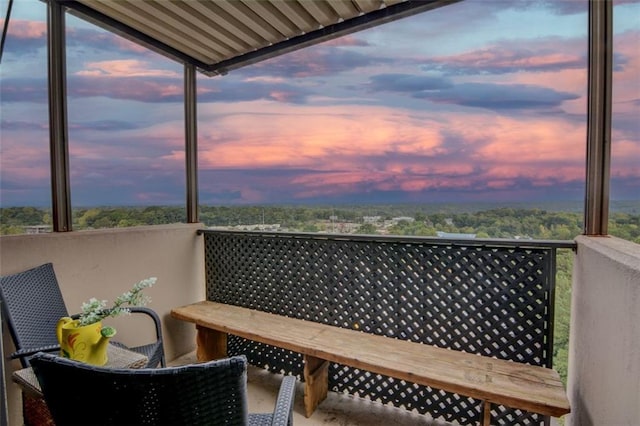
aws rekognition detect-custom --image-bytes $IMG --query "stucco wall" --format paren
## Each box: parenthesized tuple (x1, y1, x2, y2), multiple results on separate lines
(0, 223, 205, 425)
(568, 236, 640, 426)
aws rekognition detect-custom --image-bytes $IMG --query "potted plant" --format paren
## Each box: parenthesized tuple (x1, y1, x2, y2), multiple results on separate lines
(56, 277, 156, 365)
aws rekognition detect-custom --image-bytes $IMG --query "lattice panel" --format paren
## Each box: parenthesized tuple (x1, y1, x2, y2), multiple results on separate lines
(204, 232, 555, 425)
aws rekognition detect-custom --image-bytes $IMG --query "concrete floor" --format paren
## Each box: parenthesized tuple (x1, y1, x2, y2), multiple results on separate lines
(170, 352, 450, 426)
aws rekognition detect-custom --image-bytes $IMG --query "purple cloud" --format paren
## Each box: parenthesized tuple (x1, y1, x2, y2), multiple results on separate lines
(367, 74, 453, 92)
(2, 20, 46, 56)
(3, 19, 152, 59)
(241, 45, 389, 78)
(416, 34, 593, 76)
(365, 74, 579, 111)
(416, 82, 580, 110)
(0, 120, 47, 131)
(66, 28, 154, 57)
(0, 78, 47, 102)
(513, 0, 635, 16)
(69, 120, 143, 131)
(198, 79, 312, 104)
(421, 46, 630, 75)
(197, 166, 587, 207)
(0, 75, 313, 105)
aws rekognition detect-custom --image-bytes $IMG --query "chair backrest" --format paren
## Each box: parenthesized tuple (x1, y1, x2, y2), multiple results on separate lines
(31, 352, 250, 425)
(0, 263, 69, 366)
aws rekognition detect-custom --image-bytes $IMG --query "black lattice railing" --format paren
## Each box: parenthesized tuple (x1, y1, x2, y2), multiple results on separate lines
(201, 230, 574, 425)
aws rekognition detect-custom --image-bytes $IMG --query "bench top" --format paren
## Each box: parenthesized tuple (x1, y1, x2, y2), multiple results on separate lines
(171, 301, 570, 418)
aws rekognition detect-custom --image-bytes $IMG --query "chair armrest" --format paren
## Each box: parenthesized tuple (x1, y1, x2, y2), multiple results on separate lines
(128, 307, 163, 341)
(127, 307, 166, 367)
(270, 376, 296, 426)
(11, 345, 60, 360)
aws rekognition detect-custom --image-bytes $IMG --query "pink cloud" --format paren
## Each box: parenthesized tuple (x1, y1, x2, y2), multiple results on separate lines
(422, 36, 587, 77)
(134, 192, 178, 203)
(508, 67, 587, 95)
(473, 117, 586, 163)
(75, 60, 180, 78)
(0, 140, 50, 184)
(485, 165, 584, 183)
(612, 30, 640, 106)
(198, 102, 444, 169)
(438, 48, 583, 71)
(322, 35, 369, 47)
(113, 38, 149, 54)
(196, 99, 598, 199)
(6, 19, 46, 39)
(244, 76, 287, 83)
(268, 91, 299, 103)
(66, 120, 185, 173)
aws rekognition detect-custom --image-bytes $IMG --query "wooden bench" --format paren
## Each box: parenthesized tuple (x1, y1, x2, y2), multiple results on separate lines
(171, 301, 570, 425)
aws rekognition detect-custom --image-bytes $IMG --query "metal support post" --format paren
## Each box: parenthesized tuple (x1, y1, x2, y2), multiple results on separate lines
(584, 0, 613, 235)
(185, 63, 199, 223)
(48, 1, 72, 232)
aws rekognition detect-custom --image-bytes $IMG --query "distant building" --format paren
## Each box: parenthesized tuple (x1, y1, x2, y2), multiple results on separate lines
(382, 216, 416, 228)
(25, 225, 51, 234)
(236, 224, 281, 231)
(362, 216, 381, 224)
(209, 224, 282, 231)
(322, 220, 359, 234)
(392, 216, 415, 223)
(436, 231, 476, 239)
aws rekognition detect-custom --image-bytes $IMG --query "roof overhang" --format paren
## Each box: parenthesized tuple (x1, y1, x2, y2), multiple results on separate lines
(56, 0, 462, 76)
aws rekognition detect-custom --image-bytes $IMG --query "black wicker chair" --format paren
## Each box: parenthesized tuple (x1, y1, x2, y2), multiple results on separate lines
(0, 262, 165, 368)
(31, 352, 296, 426)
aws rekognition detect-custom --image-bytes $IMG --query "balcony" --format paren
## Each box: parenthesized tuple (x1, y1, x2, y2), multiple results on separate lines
(2, 0, 637, 424)
(2, 226, 638, 425)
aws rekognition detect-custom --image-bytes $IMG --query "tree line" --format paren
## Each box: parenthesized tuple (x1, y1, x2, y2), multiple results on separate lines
(2, 205, 638, 243)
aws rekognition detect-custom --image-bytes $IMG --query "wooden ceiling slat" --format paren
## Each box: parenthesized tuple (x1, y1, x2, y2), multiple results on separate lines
(181, 1, 267, 48)
(82, 0, 222, 62)
(352, 0, 384, 14)
(160, 1, 251, 53)
(298, 1, 340, 27)
(325, 0, 361, 18)
(139, 2, 236, 57)
(213, 1, 283, 44)
(240, 1, 300, 37)
(272, 1, 319, 33)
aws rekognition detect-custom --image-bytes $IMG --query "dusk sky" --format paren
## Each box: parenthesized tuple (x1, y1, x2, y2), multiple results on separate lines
(1, 0, 638, 207)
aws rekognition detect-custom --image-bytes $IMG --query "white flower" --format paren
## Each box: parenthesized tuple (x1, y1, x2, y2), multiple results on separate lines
(77, 278, 156, 327)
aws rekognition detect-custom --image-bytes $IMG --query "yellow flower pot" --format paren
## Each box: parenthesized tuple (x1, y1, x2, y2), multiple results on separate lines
(56, 317, 114, 366)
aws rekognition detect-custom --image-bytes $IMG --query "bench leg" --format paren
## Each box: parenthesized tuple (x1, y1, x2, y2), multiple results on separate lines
(482, 401, 492, 426)
(196, 325, 227, 361)
(303, 355, 329, 417)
